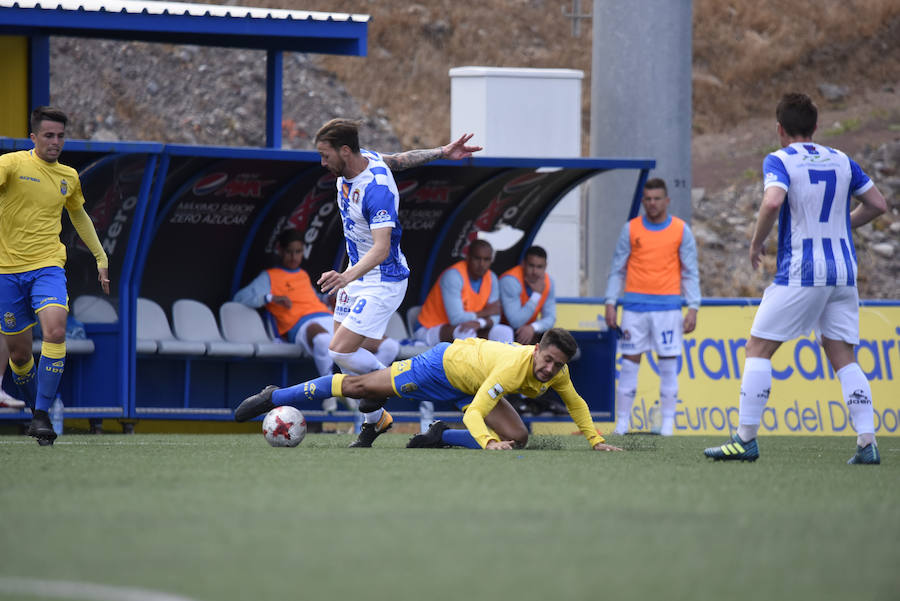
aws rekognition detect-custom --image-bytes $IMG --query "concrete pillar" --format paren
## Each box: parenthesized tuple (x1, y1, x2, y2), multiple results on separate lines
(586, 0, 692, 296)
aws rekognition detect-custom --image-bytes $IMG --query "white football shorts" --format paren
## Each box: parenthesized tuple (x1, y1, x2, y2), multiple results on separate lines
(750, 284, 859, 344)
(334, 278, 408, 339)
(618, 309, 683, 356)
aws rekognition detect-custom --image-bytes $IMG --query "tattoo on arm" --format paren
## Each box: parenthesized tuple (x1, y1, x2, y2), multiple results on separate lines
(383, 148, 442, 171)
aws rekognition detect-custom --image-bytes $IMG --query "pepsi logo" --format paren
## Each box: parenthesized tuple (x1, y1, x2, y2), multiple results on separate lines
(192, 172, 228, 196)
(396, 180, 418, 196)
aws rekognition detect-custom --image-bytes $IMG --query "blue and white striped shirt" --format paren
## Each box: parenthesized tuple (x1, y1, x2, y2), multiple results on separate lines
(763, 142, 873, 287)
(336, 149, 409, 283)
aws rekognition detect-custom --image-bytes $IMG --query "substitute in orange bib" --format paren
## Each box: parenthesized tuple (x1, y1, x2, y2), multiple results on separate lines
(604, 178, 701, 436)
(413, 239, 513, 346)
(499, 245, 556, 345)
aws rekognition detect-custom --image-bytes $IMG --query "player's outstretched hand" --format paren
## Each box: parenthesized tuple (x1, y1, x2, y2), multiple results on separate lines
(486, 439, 516, 450)
(318, 270, 350, 295)
(272, 295, 292, 308)
(683, 308, 697, 334)
(750, 243, 765, 270)
(441, 133, 482, 160)
(604, 304, 618, 330)
(481, 299, 502, 316)
(593, 442, 623, 452)
(515, 324, 536, 344)
(98, 267, 110, 295)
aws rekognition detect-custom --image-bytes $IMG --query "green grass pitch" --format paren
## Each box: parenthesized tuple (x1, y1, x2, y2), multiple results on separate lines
(1, 432, 897, 601)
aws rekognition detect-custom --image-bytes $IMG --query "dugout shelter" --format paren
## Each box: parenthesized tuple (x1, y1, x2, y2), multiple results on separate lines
(0, 0, 657, 428)
(0, 140, 655, 425)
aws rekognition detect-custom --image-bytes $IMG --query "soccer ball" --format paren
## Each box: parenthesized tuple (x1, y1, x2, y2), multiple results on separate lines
(262, 406, 307, 447)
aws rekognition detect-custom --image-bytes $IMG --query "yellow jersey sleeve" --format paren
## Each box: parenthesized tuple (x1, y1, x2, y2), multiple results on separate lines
(462, 366, 519, 448)
(551, 366, 605, 447)
(67, 205, 109, 269)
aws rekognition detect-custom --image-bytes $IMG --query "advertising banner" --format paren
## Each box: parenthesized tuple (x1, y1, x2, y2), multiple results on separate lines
(418, 168, 595, 304)
(557, 301, 900, 436)
(142, 159, 298, 309)
(64, 153, 150, 299)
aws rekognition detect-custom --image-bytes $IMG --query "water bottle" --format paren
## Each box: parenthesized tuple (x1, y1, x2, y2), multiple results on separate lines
(648, 400, 662, 434)
(352, 408, 364, 434)
(419, 400, 434, 433)
(50, 395, 64, 436)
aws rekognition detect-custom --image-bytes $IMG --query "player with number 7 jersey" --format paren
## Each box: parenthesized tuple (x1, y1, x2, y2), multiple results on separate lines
(763, 140, 872, 287)
(704, 92, 887, 465)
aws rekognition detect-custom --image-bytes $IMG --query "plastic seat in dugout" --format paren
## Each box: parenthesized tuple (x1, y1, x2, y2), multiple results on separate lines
(172, 299, 254, 357)
(218, 302, 305, 359)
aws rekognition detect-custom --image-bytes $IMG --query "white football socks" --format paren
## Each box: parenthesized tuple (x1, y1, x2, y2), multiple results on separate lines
(329, 347, 386, 376)
(737, 357, 772, 442)
(374, 337, 400, 367)
(452, 324, 477, 340)
(615, 358, 640, 433)
(330, 348, 388, 424)
(488, 323, 514, 343)
(658, 357, 678, 436)
(311, 333, 333, 377)
(837, 362, 876, 447)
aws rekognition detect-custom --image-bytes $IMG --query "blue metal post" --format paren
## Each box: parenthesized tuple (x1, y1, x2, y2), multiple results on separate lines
(126, 152, 169, 418)
(628, 168, 652, 220)
(29, 35, 50, 109)
(265, 50, 283, 148)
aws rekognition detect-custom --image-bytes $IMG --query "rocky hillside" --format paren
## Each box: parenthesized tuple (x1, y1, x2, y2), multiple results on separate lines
(47, 1, 900, 298)
(50, 37, 401, 151)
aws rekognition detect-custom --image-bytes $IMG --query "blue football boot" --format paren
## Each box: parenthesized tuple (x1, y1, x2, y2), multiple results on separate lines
(847, 443, 880, 465)
(704, 433, 759, 462)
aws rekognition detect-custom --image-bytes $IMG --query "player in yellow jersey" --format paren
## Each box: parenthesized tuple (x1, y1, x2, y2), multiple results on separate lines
(0, 107, 110, 446)
(235, 327, 622, 452)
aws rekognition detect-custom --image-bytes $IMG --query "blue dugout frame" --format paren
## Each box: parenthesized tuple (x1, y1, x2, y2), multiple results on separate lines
(0, 138, 656, 420)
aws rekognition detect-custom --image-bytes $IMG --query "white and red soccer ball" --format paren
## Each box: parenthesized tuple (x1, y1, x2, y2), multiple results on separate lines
(262, 406, 307, 447)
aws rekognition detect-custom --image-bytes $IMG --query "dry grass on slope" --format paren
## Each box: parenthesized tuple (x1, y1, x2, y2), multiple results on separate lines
(693, 0, 900, 133)
(189, 0, 900, 151)
(299, 0, 590, 149)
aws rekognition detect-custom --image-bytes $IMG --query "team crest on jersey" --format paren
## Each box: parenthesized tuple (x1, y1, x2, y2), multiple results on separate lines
(60, 179, 68, 195)
(3, 312, 15, 330)
(372, 209, 391, 224)
(352, 189, 361, 204)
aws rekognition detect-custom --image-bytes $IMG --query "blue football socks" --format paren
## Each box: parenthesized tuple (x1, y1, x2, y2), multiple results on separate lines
(272, 374, 335, 407)
(11, 360, 37, 408)
(35, 351, 65, 412)
(442, 428, 481, 449)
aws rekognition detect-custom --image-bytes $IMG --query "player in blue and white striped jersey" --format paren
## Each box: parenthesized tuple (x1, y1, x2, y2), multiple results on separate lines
(314, 119, 481, 446)
(705, 92, 887, 465)
(763, 135, 872, 287)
